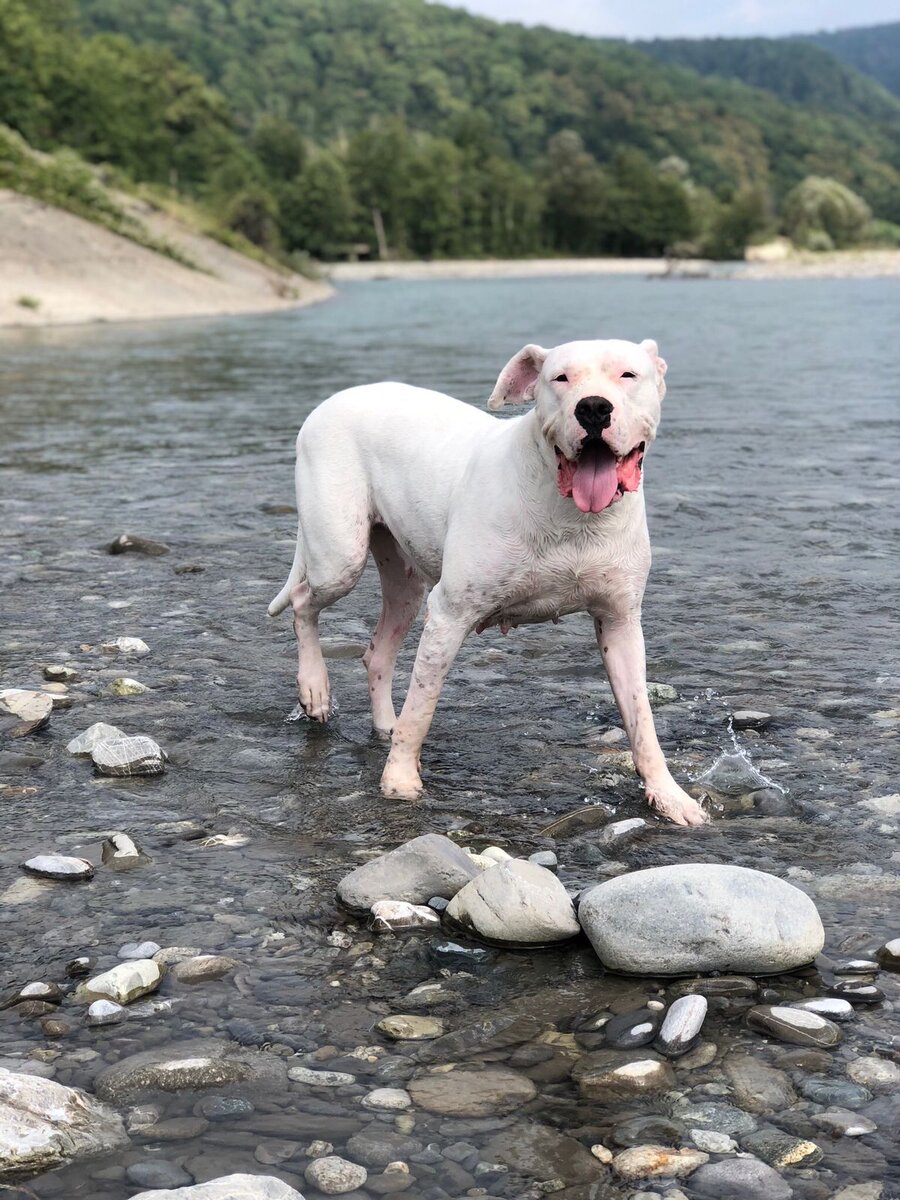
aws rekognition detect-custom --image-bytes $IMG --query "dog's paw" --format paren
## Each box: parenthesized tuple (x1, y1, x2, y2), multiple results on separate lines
(646, 783, 708, 827)
(381, 760, 424, 801)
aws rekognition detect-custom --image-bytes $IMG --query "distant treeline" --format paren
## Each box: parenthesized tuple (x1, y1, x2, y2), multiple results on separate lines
(3, 0, 900, 262)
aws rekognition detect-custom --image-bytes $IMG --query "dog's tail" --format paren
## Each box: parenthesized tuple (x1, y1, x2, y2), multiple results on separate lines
(267, 528, 305, 617)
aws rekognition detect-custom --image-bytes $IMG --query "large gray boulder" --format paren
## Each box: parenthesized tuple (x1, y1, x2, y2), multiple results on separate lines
(94, 1039, 287, 1103)
(336, 834, 478, 911)
(0, 1069, 128, 1179)
(445, 859, 579, 946)
(578, 864, 824, 975)
(690, 1156, 793, 1200)
(129, 1177, 306, 1200)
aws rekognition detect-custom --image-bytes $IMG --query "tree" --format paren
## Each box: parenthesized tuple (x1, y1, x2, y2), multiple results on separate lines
(782, 175, 871, 249)
(279, 152, 355, 257)
(222, 185, 279, 250)
(703, 186, 769, 259)
(252, 114, 305, 181)
(543, 130, 611, 254)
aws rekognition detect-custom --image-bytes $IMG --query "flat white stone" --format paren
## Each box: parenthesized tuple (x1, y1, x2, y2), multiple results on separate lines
(361, 1087, 411, 1111)
(100, 637, 151, 657)
(288, 1066, 356, 1086)
(79, 960, 163, 1005)
(91, 735, 165, 777)
(66, 722, 125, 755)
(23, 855, 94, 881)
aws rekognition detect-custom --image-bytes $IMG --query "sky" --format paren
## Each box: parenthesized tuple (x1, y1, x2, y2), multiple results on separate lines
(437, 0, 900, 39)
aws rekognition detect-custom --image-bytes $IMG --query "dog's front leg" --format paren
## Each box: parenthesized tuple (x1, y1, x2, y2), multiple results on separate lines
(595, 613, 707, 826)
(381, 590, 469, 800)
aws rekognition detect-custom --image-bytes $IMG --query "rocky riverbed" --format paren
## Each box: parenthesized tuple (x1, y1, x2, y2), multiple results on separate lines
(1, 280, 899, 1199)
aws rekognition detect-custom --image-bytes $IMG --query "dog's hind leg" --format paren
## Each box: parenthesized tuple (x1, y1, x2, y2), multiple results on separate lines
(364, 526, 424, 735)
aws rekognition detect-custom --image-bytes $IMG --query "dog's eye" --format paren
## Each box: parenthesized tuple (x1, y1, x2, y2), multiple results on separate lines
(621, 371, 637, 379)
(552, 374, 568, 383)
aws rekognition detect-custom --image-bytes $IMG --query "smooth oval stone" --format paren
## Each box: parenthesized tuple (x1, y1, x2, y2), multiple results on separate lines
(746, 1005, 843, 1048)
(812, 1108, 877, 1136)
(572, 1051, 676, 1100)
(22, 855, 94, 881)
(578, 864, 824, 975)
(87, 1000, 126, 1027)
(835, 959, 879, 974)
(828, 980, 885, 1004)
(877, 938, 900, 972)
(799, 1076, 873, 1108)
(602, 1008, 662, 1050)
(596, 818, 647, 848)
(788, 997, 855, 1022)
(611, 1116, 685, 1148)
(654, 995, 707, 1058)
(408, 1067, 537, 1117)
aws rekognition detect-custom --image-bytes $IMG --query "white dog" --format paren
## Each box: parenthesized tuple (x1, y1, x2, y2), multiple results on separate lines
(269, 338, 706, 826)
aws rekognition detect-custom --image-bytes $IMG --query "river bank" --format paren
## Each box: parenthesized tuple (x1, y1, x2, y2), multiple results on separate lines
(0, 190, 332, 330)
(329, 249, 900, 283)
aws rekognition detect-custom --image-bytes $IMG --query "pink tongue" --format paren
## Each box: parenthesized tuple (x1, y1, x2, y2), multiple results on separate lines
(573, 441, 618, 513)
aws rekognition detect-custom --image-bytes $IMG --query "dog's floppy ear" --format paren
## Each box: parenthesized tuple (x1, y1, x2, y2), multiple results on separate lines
(488, 344, 548, 410)
(640, 338, 668, 399)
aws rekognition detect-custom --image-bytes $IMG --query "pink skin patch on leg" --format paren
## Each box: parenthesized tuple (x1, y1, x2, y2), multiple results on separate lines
(556, 441, 645, 512)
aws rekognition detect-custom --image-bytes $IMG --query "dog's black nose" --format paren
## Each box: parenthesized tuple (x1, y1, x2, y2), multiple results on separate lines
(575, 396, 614, 436)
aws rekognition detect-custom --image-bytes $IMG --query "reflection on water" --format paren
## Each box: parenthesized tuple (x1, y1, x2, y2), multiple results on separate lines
(1, 276, 899, 1197)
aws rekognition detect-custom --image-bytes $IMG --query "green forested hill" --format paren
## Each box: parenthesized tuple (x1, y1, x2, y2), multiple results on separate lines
(799, 23, 900, 98)
(76, 0, 900, 217)
(636, 35, 900, 123)
(4, 0, 900, 261)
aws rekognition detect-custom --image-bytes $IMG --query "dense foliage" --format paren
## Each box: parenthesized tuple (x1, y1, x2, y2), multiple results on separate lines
(800, 23, 900, 99)
(782, 176, 872, 251)
(2, 0, 899, 260)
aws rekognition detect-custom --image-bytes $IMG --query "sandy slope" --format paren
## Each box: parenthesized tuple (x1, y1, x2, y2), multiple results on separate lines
(0, 190, 331, 328)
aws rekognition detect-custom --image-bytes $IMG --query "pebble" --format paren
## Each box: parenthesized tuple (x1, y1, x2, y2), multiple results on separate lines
(877, 937, 900, 971)
(66, 956, 93, 977)
(78, 960, 164, 1005)
(154, 946, 203, 965)
(0, 688, 53, 736)
(40, 1018, 71, 1038)
(22, 854, 94, 881)
(362, 1088, 411, 1111)
(92, 735, 165, 776)
(731, 710, 772, 731)
(812, 1108, 877, 1136)
(119, 941, 162, 961)
(100, 636, 151, 657)
(109, 676, 149, 696)
(426, 896, 449, 914)
(125, 1161, 192, 1190)
(690, 1129, 737, 1154)
(789, 996, 855, 1021)
(408, 1067, 537, 1116)
(654, 995, 707, 1058)
(836, 958, 880, 974)
(690, 1156, 792, 1200)
(746, 1004, 843, 1047)
(799, 1076, 871, 1107)
(672, 1101, 757, 1137)
(572, 1051, 676, 1099)
(370, 900, 441, 933)
(3, 981, 62, 1007)
(305, 1155, 368, 1194)
(829, 980, 885, 1004)
(847, 1055, 900, 1091)
(171, 955, 238, 984)
(596, 817, 647, 847)
(611, 1145, 708, 1181)
(87, 1000, 127, 1027)
(43, 664, 79, 681)
(288, 1066, 356, 1086)
(108, 532, 170, 556)
(66, 722, 125, 755)
(647, 682, 678, 703)
(722, 1054, 796, 1113)
(740, 1127, 822, 1168)
(376, 1015, 445, 1041)
(527, 851, 558, 870)
(601, 1007, 662, 1050)
(196, 1097, 255, 1121)
(102, 832, 150, 871)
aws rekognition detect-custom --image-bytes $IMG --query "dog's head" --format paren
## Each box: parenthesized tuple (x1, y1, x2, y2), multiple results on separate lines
(488, 338, 667, 514)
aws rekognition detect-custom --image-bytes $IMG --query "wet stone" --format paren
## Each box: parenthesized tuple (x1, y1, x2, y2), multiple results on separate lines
(527, 850, 558, 870)
(78, 959, 163, 1005)
(690, 1156, 792, 1200)
(414, 1014, 542, 1063)
(66, 722, 125, 755)
(611, 1144, 709, 1181)
(171, 955, 238, 984)
(596, 817, 647, 848)
(92, 734, 165, 777)
(87, 999, 126, 1027)
(847, 1055, 900, 1091)
(22, 854, 94, 881)
(572, 1050, 676, 1100)
(108, 532, 170, 556)
(195, 1097, 255, 1121)
(100, 636, 151, 657)
(876, 937, 900, 972)
(836, 958, 880, 974)
(690, 1129, 738, 1154)
(654, 995, 707, 1058)
(126, 1161, 194, 1189)
(829, 980, 885, 1004)
(377, 1015, 444, 1041)
(369, 900, 440, 933)
(741, 1127, 822, 1168)
(336, 834, 478, 911)
(672, 1101, 758, 1137)
(723, 1054, 797, 1113)
(109, 675, 149, 696)
(346, 1130, 424, 1168)
(0, 688, 53, 737)
(669, 975, 758, 999)
(789, 996, 855, 1021)
(445, 859, 579, 946)
(65, 956, 93, 978)
(288, 1067, 356, 1087)
(361, 1087, 411, 1111)
(103, 832, 151, 870)
(43, 664, 79, 681)
(799, 1075, 872, 1107)
(94, 1038, 288, 1103)
(484, 1124, 605, 1185)
(305, 1155, 367, 1194)
(731, 710, 772, 731)
(601, 1007, 662, 1050)
(812, 1108, 877, 1136)
(408, 1067, 537, 1116)
(746, 1004, 843, 1047)
(119, 940, 162, 960)
(428, 940, 494, 970)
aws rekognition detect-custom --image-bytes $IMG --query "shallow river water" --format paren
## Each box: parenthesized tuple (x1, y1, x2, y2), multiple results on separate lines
(1, 275, 899, 1199)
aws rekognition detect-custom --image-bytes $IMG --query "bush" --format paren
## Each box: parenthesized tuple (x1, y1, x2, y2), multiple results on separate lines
(863, 218, 900, 247)
(222, 186, 280, 251)
(782, 175, 870, 249)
